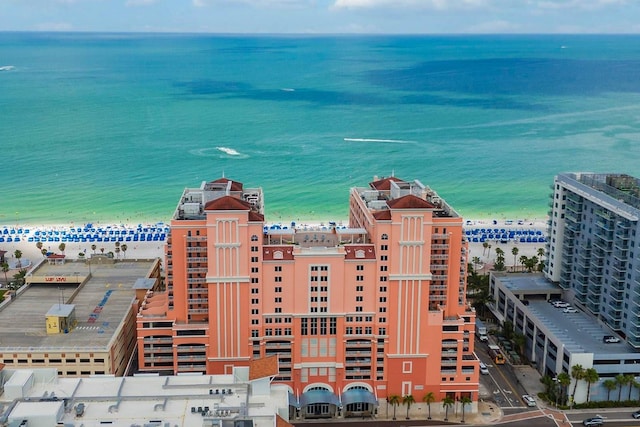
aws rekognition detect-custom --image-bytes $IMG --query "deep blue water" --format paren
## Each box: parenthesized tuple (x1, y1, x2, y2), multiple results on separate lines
(1, 33, 640, 225)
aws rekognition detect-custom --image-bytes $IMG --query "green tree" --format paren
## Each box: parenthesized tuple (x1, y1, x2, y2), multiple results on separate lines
(513, 333, 526, 360)
(519, 255, 528, 272)
(524, 256, 539, 272)
(442, 396, 455, 421)
(511, 247, 519, 271)
(584, 368, 599, 402)
(502, 320, 514, 341)
(557, 372, 571, 406)
(570, 364, 585, 403)
(482, 241, 489, 256)
(13, 250, 22, 268)
(115, 247, 121, 259)
(422, 392, 435, 420)
(403, 394, 415, 419)
(537, 247, 545, 258)
(603, 379, 617, 401)
(388, 394, 400, 420)
(36, 241, 43, 253)
(460, 396, 472, 423)
(615, 373, 626, 401)
(121, 244, 128, 259)
(471, 256, 481, 274)
(625, 374, 636, 401)
(1, 261, 9, 284)
(58, 242, 66, 254)
(91, 244, 97, 254)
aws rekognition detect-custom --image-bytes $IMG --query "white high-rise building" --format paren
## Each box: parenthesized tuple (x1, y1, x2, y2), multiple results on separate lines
(546, 173, 640, 347)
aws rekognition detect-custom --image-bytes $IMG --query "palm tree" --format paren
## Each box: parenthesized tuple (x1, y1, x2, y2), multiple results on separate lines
(482, 241, 489, 256)
(557, 372, 571, 406)
(41, 248, 48, 257)
(511, 247, 519, 271)
(13, 250, 22, 268)
(513, 333, 526, 359)
(616, 373, 626, 401)
(570, 364, 585, 403)
(58, 242, 66, 255)
(628, 376, 638, 401)
(423, 392, 435, 420)
(603, 379, 617, 401)
(487, 244, 492, 259)
(1, 261, 9, 284)
(471, 256, 481, 274)
(121, 244, 128, 259)
(537, 247, 545, 258)
(388, 394, 400, 420)
(584, 368, 599, 402)
(519, 255, 528, 272)
(36, 241, 43, 253)
(91, 244, 97, 254)
(403, 394, 415, 419)
(115, 247, 121, 259)
(442, 396, 455, 421)
(100, 247, 105, 254)
(460, 396, 472, 423)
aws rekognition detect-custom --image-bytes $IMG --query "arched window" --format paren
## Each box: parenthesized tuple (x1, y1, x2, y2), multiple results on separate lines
(381, 234, 388, 240)
(251, 235, 259, 241)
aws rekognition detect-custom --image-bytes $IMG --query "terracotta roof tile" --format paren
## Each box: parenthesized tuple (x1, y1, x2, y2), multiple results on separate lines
(370, 176, 403, 191)
(211, 177, 243, 191)
(248, 211, 265, 222)
(249, 355, 279, 380)
(263, 246, 295, 261)
(204, 195, 252, 211)
(387, 194, 435, 209)
(373, 210, 392, 220)
(276, 414, 294, 427)
(344, 245, 376, 260)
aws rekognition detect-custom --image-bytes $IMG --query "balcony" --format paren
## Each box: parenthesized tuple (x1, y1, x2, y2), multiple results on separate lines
(187, 257, 208, 262)
(432, 244, 450, 250)
(430, 264, 448, 271)
(187, 267, 208, 273)
(432, 254, 449, 260)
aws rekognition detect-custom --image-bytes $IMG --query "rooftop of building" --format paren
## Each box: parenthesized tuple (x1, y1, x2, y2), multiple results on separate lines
(493, 274, 637, 357)
(0, 257, 158, 352)
(0, 367, 289, 427)
(354, 176, 461, 218)
(559, 172, 640, 213)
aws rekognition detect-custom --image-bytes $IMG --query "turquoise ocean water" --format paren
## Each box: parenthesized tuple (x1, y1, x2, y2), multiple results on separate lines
(1, 33, 640, 225)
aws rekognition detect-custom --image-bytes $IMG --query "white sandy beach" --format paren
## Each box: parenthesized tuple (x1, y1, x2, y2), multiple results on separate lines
(0, 218, 549, 276)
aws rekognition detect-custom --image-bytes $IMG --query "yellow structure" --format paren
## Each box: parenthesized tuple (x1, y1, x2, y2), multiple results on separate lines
(45, 304, 76, 334)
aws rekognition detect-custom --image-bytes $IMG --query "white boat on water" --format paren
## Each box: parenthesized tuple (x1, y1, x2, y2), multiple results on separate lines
(0, 65, 15, 71)
(216, 146, 241, 156)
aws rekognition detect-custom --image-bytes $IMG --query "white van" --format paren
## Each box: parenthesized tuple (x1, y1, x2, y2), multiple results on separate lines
(479, 362, 489, 375)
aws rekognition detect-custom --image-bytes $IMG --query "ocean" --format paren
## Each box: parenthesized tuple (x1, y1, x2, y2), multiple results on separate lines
(2, 32, 640, 226)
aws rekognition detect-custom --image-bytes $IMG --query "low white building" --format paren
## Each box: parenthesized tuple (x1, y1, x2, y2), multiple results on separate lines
(0, 357, 292, 427)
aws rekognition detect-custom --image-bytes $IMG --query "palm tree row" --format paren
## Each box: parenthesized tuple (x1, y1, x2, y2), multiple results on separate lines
(387, 392, 469, 421)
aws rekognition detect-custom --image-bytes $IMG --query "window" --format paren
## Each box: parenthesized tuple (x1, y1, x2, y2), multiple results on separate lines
(251, 298, 259, 304)
(380, 244, 388, 250)
(275, 277, 282, 282)
(251, 288, 259, 294)
(356, 296, 363, 302)
(275, 287, 282, 293)
(380, 255, 388, 261)
(251, 267, 259, 273)
(275, 307, 282, 313)
(251, 319, 259, 324)
(275, 266, 282, 272)
(380, 265, 388, 272)
(251, 256, 259, 262)
(356, 275, 364, 281)
(379, 297, 387, 302)
(251, 309, 259, 314)
(380, 286, 387, 292)
(251, 235, 259, 241)
(311, 266, 318, 271)
(380, 276, 388, 282)
(365, 327, 372, 334)
(357, 265, 364, 271)
(379, 317, 386, 323)
(275, 297, 282, 303)
(251, 246, 259, 252)
(356, 285, 364, 291)
(251, 278, 259, 283)
(301, 318, 308, 335)
(321, 266, 328, 271)
(356, 306, 363, 312)
(311, 296, 318, 302)
(381, 234, 388, 240)
(346, 327, 353, 334)
(379, 307, 386, 313)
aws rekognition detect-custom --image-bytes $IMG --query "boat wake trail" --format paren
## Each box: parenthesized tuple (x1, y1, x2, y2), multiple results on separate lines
(344, 138, 416, 144)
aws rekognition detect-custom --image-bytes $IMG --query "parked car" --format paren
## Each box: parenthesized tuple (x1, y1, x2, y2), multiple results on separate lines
(632, 410, 640, 419)
(563, 307, 578, 313)
(582, 416, 604, 426)
(553, 301, 570, 308)
(479, 362, 489, 375)
(522, 394, 536, 407)
(603, 335, 621, 343)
